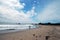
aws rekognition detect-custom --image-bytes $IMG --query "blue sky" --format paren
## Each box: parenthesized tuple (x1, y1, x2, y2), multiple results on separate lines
(20, 0, 53, 13)
(0, 0, 60, 23)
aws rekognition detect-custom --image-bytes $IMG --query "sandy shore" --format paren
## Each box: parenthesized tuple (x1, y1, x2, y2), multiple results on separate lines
(0, 25, 60, 40)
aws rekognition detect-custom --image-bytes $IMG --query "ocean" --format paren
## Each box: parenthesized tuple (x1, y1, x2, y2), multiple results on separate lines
(0, 24, 37, 33)
(0, 25, 37, 30)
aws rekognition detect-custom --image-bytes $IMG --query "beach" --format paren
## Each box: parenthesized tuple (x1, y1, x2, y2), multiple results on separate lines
(0, 25, 60, 40)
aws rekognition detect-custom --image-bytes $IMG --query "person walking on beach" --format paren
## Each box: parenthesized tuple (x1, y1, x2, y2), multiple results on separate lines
(29, 26, 31, 29)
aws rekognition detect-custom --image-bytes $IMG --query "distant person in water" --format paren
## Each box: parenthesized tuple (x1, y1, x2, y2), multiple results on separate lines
(29, 26, 31, 29)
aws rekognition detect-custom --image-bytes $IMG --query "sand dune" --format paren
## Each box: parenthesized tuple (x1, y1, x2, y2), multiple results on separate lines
(0, 25, 60, 40)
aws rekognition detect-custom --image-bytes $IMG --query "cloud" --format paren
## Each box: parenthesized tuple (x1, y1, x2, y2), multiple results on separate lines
(0, 0, 36, 23)
(37, 0, 60, 23)
(26, 6, 37, 17)
(0, 0, 25, 9)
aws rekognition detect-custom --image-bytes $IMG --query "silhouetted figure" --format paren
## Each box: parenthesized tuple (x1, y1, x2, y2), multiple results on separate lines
(45, 36, 50, 40)
(29, 26, 31, 29)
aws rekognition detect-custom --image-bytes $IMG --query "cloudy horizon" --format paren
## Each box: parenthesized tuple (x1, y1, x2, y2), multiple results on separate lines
(0, 0, 60, 23)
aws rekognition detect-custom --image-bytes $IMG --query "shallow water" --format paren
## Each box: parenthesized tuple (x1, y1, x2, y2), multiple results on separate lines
(0, 25, 36, 30)
(0, 25, 37, 34)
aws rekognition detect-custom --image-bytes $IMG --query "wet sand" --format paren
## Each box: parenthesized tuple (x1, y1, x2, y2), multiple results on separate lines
(0, 25, 60, 40)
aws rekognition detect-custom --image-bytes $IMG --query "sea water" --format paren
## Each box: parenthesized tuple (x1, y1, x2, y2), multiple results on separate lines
(0, 24, 37, 30)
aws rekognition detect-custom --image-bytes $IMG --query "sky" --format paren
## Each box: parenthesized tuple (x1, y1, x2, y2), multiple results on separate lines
(0, 0, 60, 23)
